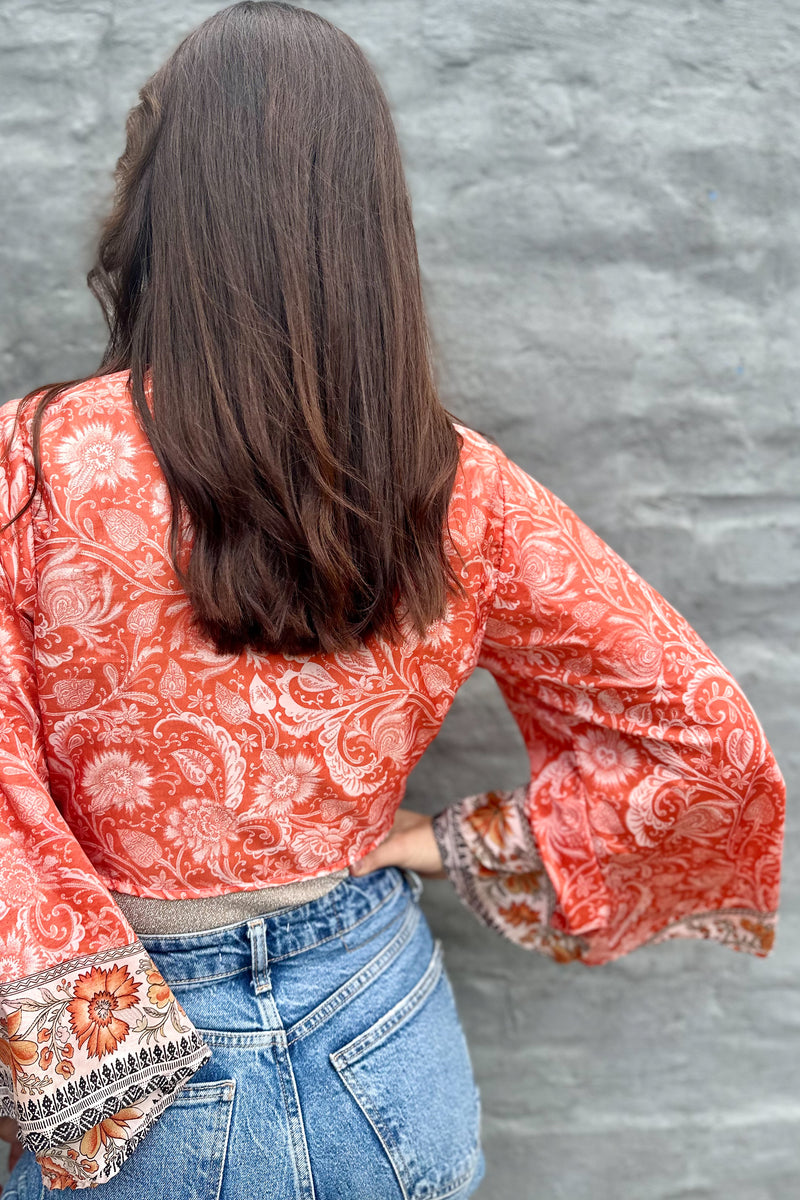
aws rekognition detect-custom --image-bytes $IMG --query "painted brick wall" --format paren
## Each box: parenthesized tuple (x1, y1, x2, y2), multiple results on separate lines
(1, 3, 797, 1196)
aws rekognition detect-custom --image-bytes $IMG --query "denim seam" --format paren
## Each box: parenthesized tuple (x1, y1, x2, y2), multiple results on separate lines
(161, 963, 252, 988)
(331, 943, 482, 1200)
(265, 876, 405, 962)
(331, 938, 443, 1067)
(273, 1044, 316, 1200)
(331, 1066, 410, 1200)
(286, 901, 421, 1046)
(194, 1026, 287, 1048)
(210, 1080, 237, 1200)
(171, 1080, 237, 1103)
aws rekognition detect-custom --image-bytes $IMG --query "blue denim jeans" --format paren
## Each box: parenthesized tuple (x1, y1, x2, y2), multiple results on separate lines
(4, 867, 485, 1199)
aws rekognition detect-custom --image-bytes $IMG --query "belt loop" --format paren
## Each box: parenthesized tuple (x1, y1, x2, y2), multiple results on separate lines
(247, 918, 272, 994)
(400, 867, 424, 904)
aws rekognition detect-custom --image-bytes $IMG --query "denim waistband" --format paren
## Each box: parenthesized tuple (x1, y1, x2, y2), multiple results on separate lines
(135, 866, 422, 985)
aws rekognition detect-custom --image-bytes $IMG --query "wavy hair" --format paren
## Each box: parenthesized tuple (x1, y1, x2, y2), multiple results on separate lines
(4, 0, 464, 655)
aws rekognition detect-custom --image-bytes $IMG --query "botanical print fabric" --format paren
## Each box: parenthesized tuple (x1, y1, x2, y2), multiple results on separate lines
(432, 449, 785, 966)
(0, 372, 786, 1187)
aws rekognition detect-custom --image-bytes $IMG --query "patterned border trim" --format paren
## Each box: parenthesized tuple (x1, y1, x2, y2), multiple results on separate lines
(0, 941, 212, 1190)
(80, 1076, 204, 1183)
(645, 909, 778, 956)
(431, 803, 569, 947)
(432, 801, 778, 964)
(3, 1036, 211, 1144)
(0, 942, 141, 1001)
(432, 804, 504, 932)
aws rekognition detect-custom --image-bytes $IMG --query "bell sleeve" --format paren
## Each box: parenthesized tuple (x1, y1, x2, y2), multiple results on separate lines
(0, 405, 211, 1191)
(432, 444, 786, 966)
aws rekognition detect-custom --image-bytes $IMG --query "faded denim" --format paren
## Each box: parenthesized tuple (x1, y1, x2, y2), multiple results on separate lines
(4, 867, 485, 1199)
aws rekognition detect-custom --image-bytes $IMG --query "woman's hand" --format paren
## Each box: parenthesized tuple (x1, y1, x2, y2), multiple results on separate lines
(350, 807, 448, 879)
(0, 1117, 22, 1173)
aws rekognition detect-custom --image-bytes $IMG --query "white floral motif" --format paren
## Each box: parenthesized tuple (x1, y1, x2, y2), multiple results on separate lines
(118, 828, 162, 868)
(292, 828, 348, 870)
(573, 727, 641, 788)
(422, 610, 455, 649)
(38, 550, 124, 643)
(55, 422, 137, 495)
(0, 932, 47, 980)
(252, 750, 321, 815)
(625, 767, 685, 848)
(164, 797, 238, 855)
(148, 479, 170, 518)
(82, 751, 153, 815)
(0, 626, 19, 686)
(0, 847, 41, 906)
(6, 785, 50, 823)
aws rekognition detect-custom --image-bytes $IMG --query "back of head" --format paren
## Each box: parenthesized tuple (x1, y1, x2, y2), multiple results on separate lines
(16, 1, 463, 656)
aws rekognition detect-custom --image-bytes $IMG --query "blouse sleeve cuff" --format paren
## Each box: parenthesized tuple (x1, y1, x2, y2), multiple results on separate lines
(433, 790, 781, 965)
(432, 789, 588, 962)
(0, 940, 212, 1191)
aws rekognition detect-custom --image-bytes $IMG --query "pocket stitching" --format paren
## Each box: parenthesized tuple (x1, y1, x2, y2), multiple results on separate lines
(286, 902, 421, 1046)
(332, 1067, 411, 1200)
(209, 1078, 236, 1200)
(330, 938, 443, 1069)
(166, 965, 251, 988)
(330, 948, 481, 1200)
(335, 1061, 481, 1200)
(168, 1078, 237, 1106)
(31, 1079, 237, 1199)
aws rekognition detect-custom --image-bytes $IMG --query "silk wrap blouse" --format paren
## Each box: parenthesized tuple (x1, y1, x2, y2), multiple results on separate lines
(0, 372, 786, 1190)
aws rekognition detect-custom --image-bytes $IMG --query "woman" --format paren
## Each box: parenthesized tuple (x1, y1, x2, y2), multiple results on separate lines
(0, 1, 785, 1195)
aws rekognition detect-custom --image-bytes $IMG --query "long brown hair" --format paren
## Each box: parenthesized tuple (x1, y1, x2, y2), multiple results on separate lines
(4, 0, 464, 655)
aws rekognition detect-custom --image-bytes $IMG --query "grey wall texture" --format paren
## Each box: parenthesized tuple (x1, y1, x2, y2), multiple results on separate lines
(1, 2, 798, 1197)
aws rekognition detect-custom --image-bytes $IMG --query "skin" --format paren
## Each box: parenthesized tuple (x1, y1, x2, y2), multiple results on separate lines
(350, 807, 448, 879)
(0, 808, 446, 1172)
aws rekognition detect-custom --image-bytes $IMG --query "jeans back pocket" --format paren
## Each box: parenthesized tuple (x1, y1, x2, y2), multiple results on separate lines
(330, 940, 483, 1200)
(57, 1079, 237, 1200)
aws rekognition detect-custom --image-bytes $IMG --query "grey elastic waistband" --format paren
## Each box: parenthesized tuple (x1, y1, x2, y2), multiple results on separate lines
(111, 868, 350, 936)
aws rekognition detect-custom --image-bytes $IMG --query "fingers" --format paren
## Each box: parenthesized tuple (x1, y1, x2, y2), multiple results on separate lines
(350, 840, 392, 876)
(350, 819, 404, 876)
(349, 809, 448, 879)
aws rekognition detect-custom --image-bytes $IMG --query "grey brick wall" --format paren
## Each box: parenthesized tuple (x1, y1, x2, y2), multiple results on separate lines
(1, 2, 797, 1197)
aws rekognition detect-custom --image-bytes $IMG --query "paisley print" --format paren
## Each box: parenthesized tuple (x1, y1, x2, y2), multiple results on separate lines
(433, 450, 785, 965)
(0, 371, 786, 1188)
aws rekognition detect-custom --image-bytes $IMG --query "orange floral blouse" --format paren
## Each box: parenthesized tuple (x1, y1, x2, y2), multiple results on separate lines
(0, 372, 786, 1189)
